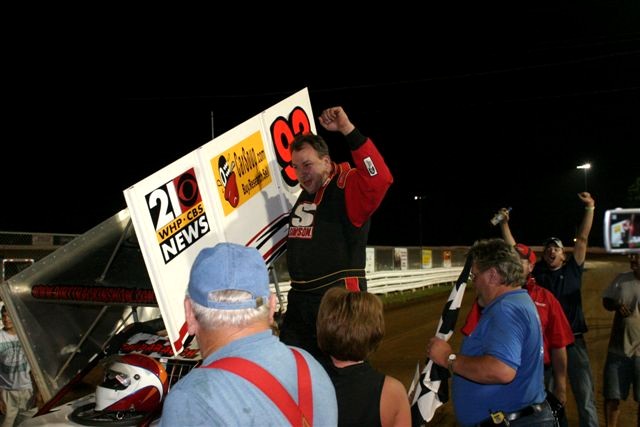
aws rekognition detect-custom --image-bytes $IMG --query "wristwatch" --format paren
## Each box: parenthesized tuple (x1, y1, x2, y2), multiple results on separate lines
(447, 353, 457, 374)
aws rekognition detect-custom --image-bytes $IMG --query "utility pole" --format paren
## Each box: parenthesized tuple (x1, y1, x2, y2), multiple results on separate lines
(414, 195, 426, 248)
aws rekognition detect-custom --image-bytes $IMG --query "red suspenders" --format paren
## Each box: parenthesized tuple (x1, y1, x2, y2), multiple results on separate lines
(202, 348, 313, 427)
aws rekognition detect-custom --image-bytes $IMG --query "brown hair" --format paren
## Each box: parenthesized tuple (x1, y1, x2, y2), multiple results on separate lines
(316, 287, 385, 361)
(290, 133, 330, 158)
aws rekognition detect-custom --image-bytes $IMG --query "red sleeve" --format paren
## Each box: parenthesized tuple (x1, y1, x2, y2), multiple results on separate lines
(545, 292, 575, 349)
(460, 298, 482, 336)
(343, 138, 394, 227)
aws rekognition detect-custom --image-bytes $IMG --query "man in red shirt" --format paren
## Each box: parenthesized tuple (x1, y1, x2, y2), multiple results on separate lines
(280, 106, 393, 359)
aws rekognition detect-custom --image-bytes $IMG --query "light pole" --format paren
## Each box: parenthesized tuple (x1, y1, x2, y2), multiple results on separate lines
(413, 195, 426, 248)
(576, 163, 591, 192)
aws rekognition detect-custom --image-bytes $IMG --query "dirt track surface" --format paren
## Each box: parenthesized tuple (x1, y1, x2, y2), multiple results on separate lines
(370, 254, 636, 426)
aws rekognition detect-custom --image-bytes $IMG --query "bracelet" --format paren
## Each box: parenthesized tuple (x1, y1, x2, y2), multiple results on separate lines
(585, 206, 595, 211)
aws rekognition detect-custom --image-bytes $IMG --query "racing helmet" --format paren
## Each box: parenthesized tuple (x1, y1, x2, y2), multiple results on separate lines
(95, 354, 169, 413)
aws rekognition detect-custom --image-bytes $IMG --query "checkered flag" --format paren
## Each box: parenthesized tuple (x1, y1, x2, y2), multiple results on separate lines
(408, 254, 472, 426)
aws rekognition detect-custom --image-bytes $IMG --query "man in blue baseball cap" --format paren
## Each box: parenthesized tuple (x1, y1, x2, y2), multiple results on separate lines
(160, 242, 337, 426)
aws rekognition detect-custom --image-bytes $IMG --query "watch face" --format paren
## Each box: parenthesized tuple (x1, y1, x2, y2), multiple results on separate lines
(447, 353, 456, 374)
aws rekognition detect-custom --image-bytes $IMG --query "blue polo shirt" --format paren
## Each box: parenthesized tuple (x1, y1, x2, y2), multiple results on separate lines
(452, 289, 546, 426)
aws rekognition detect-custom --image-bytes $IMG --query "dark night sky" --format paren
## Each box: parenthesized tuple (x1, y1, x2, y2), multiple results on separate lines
(3, 4, 639, 248)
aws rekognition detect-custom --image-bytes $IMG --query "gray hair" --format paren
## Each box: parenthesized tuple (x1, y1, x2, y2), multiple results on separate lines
(468, 238, 525, 287)
(189, 289, 270, 329)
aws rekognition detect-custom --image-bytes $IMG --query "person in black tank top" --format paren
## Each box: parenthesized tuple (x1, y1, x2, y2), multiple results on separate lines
(317, 287, 410, 427)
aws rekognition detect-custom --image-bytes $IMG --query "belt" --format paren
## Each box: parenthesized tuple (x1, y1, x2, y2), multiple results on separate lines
(477, 403, 545, 426)
(290, 269, 366, 292)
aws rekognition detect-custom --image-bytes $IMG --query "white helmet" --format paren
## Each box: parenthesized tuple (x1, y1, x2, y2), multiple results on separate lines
(95, 354, 168, 413)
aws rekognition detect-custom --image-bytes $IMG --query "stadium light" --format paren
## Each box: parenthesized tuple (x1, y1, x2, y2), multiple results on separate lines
(413, 195, 426, 248)
(576, 163, 591, 192)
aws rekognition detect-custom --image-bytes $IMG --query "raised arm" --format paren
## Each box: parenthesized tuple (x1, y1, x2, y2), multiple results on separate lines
(318, 106, 355, 135)
(498, 208, 516, 245)
(574, 192, 595, 265)
(319, 106, 393, 227)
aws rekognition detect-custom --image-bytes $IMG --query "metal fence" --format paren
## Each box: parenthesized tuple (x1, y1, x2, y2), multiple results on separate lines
(267, 245, 469, 283)
(270, 266, 464, 311)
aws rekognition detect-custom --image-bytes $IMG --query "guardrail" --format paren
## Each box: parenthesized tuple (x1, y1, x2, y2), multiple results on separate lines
(367, 267, 464, 294)
(270, 267, 464, 310)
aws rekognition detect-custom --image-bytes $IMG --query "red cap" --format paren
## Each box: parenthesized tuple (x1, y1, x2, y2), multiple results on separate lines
(515, 243, 536, 264)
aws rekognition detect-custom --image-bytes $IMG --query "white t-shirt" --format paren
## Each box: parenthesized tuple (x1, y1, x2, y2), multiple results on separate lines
(0, 329, 32, 390)
(602, 271, 640, 357)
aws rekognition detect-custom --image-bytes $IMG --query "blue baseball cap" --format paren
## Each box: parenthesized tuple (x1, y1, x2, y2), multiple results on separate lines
(187, 243, 269, 310)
